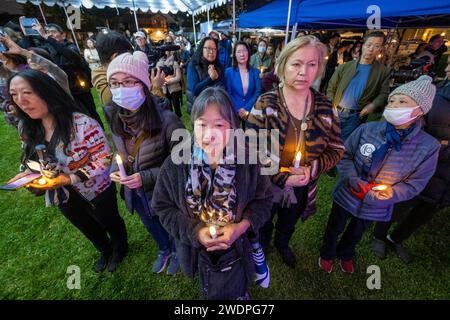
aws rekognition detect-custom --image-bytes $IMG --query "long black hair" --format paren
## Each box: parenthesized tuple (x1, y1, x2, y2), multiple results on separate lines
(109, 85, 162, 138)
(191, 36, 222, 72)
(8, 69, 83, 159)
(232, 41, 251, 70)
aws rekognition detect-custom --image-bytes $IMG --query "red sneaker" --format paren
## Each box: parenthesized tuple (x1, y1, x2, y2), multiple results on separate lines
(340, 260, 354, 274)
(318, 257, 333, 273)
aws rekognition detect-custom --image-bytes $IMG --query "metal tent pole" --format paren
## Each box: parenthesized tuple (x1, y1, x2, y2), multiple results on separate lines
(38, 2, 48, 25)
(284, 0, 293, 45)
(63, 4, 80, 51)
(132, 0, 139, 31)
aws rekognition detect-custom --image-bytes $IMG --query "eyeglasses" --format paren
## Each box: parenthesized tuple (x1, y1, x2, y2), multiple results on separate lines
(203, 46, 217, 52)
(109, 80, 141, 89)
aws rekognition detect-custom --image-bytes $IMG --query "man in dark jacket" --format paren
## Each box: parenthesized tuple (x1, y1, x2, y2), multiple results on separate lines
(372, 56, 450, 264)
(134, 31, 157, 67)
(35, 23, 102, 126)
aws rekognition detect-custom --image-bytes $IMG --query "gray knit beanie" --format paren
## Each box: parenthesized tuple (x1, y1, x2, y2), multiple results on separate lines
(388, 75, 436, 114)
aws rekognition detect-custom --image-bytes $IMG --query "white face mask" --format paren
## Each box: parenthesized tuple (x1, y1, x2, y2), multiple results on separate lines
(382, 106, 420, 126)
(111, 86, 145, 111)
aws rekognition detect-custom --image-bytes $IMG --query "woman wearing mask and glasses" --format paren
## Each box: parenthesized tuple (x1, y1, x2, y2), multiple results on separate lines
(104, 52, 185, 276)
(186, 36, 224, 114)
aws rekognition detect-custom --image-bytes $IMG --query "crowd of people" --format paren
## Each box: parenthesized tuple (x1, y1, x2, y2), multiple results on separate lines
(0, 19, 449, 300)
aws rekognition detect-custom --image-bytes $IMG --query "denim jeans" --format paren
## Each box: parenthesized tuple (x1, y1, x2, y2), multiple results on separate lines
(132, 190, 174, 253)
(338, 109, 363, 142)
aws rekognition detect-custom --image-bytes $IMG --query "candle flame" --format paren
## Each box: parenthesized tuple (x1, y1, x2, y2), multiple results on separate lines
(38, 178, 47, 185)
(115, 154, 123, 164)
(295, 151, 302, 162)
(372, 184, 388, 191)
(209, 225, 217, 239)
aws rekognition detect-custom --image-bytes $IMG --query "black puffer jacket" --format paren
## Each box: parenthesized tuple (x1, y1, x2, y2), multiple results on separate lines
(420, 81, 450, 208)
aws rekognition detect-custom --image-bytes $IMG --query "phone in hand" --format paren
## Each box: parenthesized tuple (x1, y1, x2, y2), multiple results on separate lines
(20, 17, 40, 36)
(0, 42, 7, 53)
(0, 173, 42, 191)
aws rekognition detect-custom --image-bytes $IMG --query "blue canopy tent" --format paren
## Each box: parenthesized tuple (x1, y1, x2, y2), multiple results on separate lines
(239, 0, 450, 29)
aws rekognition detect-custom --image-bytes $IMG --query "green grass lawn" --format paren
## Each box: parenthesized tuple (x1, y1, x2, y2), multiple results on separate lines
(0, 90, 448, 300)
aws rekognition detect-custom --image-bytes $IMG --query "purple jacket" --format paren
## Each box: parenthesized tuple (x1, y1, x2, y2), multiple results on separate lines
(333, 120, 440, 222)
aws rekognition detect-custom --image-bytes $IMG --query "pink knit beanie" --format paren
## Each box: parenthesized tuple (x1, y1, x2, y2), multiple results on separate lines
(107, 51, 151, 89)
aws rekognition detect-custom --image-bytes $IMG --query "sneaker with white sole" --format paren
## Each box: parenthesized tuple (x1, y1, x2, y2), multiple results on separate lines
(252, 246, 270, 288)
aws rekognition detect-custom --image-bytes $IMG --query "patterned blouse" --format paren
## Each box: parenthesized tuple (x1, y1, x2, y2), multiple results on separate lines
(22, 113, 112, 203)
(247, 87, 345, 219)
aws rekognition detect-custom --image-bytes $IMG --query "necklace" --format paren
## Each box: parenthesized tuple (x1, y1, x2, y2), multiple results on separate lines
(280, 89, 310, 153)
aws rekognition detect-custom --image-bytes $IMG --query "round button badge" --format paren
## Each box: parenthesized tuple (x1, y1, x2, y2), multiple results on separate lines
(360, 143, 376, 157)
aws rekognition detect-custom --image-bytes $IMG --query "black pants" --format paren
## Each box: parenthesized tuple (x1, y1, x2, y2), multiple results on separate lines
(166, 90, 182, 117)
(320, 201, 372, 261)
(73, 91, 104, 128)
(373, 198, 441, 243)
(259, 186, 308, 250)
(58, 184, 128, 256)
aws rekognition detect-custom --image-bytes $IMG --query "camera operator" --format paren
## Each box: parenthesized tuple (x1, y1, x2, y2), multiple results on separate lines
(156, 46, 183, 117)
(134, 31, 157, 65)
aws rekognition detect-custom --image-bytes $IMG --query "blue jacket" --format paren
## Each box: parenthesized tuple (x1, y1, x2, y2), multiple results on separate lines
(225, 67, 261, 113)
(218, 39, 232, 69)
(186, 61, 224, 113)
(333, 120, 440, 222)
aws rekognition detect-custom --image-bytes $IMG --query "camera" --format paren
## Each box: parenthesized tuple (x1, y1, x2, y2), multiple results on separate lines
(157, 65, 174, 76)
(390, 57, 434, 88)
(147, 43, 180, 69)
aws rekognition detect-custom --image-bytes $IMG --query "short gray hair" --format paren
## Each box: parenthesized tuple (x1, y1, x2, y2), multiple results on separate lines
(191, 87, 240, 129)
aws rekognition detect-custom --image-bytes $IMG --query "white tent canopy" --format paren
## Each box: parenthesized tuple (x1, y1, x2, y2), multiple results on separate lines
(15, 0, 229, 14)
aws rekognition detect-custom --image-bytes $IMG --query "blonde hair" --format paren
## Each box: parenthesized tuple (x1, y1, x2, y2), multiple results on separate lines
(275, 35, 328, 84)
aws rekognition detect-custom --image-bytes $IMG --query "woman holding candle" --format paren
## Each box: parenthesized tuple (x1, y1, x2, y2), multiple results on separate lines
(319, 76, 440, 274)
(247, 36, 345, 268)
(105, 52, 185, 276)
(151, 87, 273, 299)
(7, 69, 128, 273)
(225, 41, 261, 123)
(250, 39, 272, 79)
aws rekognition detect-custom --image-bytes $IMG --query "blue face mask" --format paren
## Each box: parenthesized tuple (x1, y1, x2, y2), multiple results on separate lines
(111, 86, 145, 111)
(258, 46, 266, 54)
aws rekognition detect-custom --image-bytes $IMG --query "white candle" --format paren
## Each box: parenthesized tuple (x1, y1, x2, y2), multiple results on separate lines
(372, 184, 388, 191)
(209, 225, 217, 239)
(115, 154, 127, 179)
(293, 151, 302, 169)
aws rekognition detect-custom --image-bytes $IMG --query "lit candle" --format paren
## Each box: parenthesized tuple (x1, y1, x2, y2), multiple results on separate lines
(209, 225, 217, 239)
(38, 178, 47, 185)
(115, 154, 127, 179)
(293, 151, 302, 169)
(259, 66, 265, 74)
(372, 184, 388, 191)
